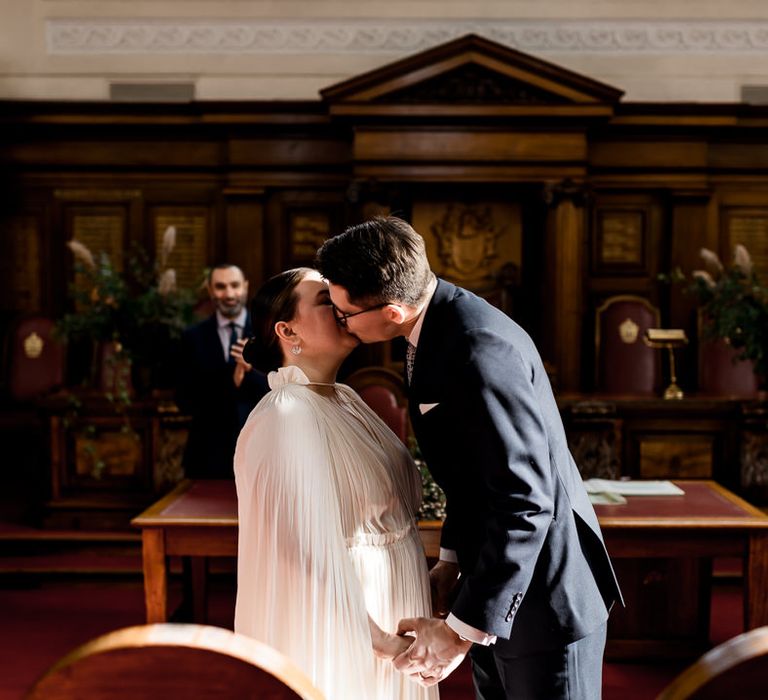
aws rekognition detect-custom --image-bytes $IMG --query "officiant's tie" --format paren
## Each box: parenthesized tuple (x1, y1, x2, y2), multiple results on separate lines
(227, 322, 238, 365)
(406, 341, 416, 384)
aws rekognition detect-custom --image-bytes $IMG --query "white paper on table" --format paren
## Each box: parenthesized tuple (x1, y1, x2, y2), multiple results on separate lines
(583, 479, 685, 497)
(587, 491, 627, 505)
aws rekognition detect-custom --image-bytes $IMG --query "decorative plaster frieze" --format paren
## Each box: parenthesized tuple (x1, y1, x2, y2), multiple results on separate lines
(46, 19, 768, 55)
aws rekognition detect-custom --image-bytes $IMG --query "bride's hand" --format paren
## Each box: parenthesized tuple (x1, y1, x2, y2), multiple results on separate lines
(373, 631, 413, 661)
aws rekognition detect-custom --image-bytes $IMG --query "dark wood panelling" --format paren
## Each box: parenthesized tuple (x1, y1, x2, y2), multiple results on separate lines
(354, 129, 586, 163)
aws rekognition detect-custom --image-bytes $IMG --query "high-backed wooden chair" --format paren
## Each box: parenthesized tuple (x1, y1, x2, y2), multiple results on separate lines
(25, 623, 325, 700)
(4, 315, 65, 402)
(345, 366, 410, 445)
(595, 295, 660, 395)
(656, 626, 768, 699)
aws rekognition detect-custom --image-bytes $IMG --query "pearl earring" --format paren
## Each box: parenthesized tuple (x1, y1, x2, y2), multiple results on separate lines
(290, 344, 302, 356)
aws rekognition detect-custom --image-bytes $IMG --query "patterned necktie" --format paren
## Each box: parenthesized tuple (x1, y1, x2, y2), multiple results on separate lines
(227, 322, 238, 364)
(406, 341, 416, 384)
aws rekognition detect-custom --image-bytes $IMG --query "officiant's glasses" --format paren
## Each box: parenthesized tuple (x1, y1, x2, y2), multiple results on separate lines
(332, 302, 389, 327)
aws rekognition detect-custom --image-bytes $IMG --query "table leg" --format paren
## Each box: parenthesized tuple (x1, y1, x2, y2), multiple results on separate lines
(182, 556, 208, 623)
(142, 528, 167, 623)
(746, 532, 768, 629)
(191, 556, 208, 623)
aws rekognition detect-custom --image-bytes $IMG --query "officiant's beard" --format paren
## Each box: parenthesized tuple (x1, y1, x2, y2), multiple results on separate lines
(216, 297, 245, 319)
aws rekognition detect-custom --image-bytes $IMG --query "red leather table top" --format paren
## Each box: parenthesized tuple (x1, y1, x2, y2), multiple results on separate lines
(136, 479, 768, 530)
(595, 481, 768, 529)
(160, 480, 237, 520)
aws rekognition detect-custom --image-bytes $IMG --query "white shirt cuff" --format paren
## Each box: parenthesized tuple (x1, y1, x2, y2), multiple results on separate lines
(446, 614, 497, 646)
(439, 548, 458, 563)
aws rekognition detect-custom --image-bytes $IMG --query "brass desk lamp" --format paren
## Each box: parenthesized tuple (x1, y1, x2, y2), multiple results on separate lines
(644, 328, 689, 400)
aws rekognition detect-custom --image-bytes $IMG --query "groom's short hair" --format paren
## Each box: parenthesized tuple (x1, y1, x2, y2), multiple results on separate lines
(316, 216, 432, 306)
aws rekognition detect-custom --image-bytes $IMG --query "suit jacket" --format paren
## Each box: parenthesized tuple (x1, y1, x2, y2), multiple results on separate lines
(176, 314, 268, 479)
(409, 279, 622, 654)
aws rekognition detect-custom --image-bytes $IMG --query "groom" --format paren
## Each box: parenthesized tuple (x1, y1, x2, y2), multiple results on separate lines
(317, 217, 622, 699)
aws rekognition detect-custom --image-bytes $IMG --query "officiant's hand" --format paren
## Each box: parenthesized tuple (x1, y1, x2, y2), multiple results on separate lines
(231, 338, 252, 388)
(429, 560, 460, 618)
(393, 617, 471, 687)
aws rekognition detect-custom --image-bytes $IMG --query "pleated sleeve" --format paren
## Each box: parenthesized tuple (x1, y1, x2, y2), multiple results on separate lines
(233, 386, 375, 699)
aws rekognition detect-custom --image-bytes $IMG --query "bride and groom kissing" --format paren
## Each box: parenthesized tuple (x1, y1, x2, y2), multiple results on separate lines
(233, 216, 622, 700)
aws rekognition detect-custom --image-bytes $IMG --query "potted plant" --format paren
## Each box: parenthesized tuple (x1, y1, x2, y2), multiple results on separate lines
(668, 245, 768, 394)
(56, 227, 199, 399)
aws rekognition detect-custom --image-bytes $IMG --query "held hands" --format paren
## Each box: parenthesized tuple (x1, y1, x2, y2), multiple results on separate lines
(429, 560, 460, 618)
(393, 617, 472, 687)
(369, 616, 414, 661)
(373, 630, 414, 661)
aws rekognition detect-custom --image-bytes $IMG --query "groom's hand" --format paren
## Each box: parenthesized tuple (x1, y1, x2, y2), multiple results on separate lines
(393, 617, 471, 687)
(429, 560, 460, 618)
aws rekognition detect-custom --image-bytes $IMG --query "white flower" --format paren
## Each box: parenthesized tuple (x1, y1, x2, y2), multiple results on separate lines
(158, 269, 176, 296)
(733, 244, 753, 276)
(66, 240, 96, 270)
(159, 226, 176, 268)
(699, 248, 724, 277)
(692, 270, 716, 289)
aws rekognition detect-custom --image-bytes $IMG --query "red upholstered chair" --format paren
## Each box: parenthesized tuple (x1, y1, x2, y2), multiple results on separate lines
(5, 316, 65, 402)
(656, 626, 768, 699)
(595, 295, 660, 395)
(345, 367, 409, 445)
(26, 623, 325, 700)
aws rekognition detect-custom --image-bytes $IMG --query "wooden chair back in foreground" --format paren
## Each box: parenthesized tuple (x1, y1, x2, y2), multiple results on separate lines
(656, 626, 768, 700)
(26, 623, 325, 700)
(345, 366, 410, 445)
(595, 295, 661, 395)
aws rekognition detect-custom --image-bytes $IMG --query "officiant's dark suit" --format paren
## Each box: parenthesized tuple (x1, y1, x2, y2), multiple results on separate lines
(409, 278, 623, 697)
(176, 313, 268, 479)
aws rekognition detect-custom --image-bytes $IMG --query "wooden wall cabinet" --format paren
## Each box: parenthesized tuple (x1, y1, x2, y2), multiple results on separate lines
(560, 395, 767, 500)
(42, 392, 189, 530)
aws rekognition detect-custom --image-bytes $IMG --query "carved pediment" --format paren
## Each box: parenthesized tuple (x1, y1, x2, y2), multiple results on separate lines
(322, 34, 623, 116)
(375, 63, 568, 105)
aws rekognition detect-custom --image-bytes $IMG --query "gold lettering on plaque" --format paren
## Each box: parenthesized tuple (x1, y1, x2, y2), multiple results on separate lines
(290, 212, 330, 260)
(727, 212, 768, 279)
(600, 211, 643, 264)
(72, 213, 125, 271)
(619, 318, 640, 344)
(23, 332, 44, 359)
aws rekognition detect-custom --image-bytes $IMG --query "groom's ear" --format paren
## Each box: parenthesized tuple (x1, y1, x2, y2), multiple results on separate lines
(383, 304, 407, 326)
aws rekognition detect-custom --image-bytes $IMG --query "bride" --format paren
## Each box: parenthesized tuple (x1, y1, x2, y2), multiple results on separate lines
(234, 267, 438, 700)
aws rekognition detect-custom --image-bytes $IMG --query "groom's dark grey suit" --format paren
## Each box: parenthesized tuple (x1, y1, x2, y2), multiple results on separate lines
(408, 279, 622, 698)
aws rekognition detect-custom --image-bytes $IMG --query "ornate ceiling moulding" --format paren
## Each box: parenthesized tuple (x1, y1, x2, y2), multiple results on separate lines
(47, 19, 768, 55)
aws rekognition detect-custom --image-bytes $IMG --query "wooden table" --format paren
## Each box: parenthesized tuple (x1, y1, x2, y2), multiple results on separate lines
(594, 480, 768, 657)
(133, 479, 768, 650)
(132, 480, 238, 623)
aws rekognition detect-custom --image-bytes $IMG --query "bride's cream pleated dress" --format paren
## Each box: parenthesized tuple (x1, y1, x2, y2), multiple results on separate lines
(235, 366, 438, 700)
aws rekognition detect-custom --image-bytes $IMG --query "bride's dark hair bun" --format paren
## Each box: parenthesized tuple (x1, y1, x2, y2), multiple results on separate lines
(245, 268, 311, 373)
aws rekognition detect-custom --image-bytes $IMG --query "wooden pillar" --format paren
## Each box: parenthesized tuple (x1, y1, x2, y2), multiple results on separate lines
(668, 190, 715, 390)
(544, 180, 587, 392)
(223, 188, 266, 288)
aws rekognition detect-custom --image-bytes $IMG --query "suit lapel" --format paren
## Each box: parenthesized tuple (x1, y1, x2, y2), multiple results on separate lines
(409, 278, 455, 396)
